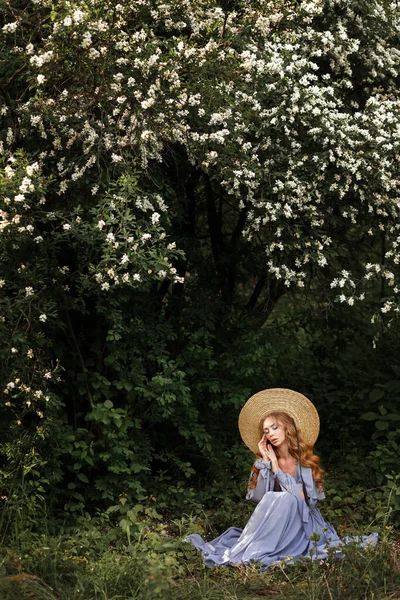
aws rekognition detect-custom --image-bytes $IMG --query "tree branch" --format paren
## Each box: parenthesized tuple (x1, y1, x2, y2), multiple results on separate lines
(64, 302, 94, 408)
(204, 173, 222, 265)
(246, 268, 267, 311)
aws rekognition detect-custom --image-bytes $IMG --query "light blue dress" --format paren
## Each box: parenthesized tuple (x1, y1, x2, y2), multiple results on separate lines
(186, 459, 378, 569)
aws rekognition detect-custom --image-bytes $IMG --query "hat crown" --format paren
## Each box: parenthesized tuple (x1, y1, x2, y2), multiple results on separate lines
(238, 388, 319, 453)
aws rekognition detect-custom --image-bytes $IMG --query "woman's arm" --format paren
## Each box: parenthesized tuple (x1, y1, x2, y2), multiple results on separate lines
(246, 459, 274, 502)
(301, 466, 325, 508)
(246, 434, 278, 502)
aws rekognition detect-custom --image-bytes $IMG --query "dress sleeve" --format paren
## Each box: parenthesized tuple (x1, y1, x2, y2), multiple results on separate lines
(301, 466, 325, 510)
(246, 459, 275, 503)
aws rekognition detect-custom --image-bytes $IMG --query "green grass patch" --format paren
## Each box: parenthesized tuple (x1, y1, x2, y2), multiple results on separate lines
(0, 498, 399, 600)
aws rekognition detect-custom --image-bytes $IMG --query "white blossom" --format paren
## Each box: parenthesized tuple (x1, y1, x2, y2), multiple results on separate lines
(26, 162, 39, 176)
(3, 21, 18, 33)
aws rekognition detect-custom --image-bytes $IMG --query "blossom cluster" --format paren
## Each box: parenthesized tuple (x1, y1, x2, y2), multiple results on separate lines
(3, 0, 398, 300)
(90, 179, 184, 290)
(1, 0, 400, 412)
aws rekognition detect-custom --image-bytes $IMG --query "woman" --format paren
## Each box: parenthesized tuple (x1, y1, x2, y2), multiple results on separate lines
(186, 388, 377, 569)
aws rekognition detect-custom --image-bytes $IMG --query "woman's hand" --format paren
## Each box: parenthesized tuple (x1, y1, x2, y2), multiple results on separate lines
(258, 436, 279, 472)
(265, 443, 279, 473)
(257, 433, 269, 462)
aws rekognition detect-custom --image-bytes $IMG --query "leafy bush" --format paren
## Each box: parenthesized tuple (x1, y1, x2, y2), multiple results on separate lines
(2, 0, 400, 522)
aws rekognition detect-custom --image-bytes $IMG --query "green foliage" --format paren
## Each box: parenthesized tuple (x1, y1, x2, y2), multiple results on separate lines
(0, 496, 399, 600)
(359, 381, 400, 523)
(1, 0, 400, 526)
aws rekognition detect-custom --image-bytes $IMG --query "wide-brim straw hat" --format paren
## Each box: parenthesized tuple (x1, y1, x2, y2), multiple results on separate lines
(238, 388, 320, 453)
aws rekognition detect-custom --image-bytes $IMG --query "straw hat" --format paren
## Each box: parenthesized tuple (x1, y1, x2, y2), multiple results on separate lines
(238, 388, 319, 453)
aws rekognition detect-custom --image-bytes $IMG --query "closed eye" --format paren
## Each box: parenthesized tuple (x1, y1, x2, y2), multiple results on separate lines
(264, 425, 278, 434)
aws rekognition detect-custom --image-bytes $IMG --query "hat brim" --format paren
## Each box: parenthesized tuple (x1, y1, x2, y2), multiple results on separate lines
(238, 388, 319, 453)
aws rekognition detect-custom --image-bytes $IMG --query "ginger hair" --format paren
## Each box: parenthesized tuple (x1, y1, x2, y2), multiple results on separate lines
(248, 411, 324, 490)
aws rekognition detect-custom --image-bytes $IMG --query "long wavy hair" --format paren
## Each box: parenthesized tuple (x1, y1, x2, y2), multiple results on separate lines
(248, 411, 324, 490)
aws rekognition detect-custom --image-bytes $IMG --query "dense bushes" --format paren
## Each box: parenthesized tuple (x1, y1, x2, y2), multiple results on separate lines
(0, 0, 399, 523)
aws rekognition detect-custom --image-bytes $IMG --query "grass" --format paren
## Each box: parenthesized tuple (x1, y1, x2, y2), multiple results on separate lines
(0, 475, 399, 600)
(0, 513, 399, 600)
(0, 532, 399, 600)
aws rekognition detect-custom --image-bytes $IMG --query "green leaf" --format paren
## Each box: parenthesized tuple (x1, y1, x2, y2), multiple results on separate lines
(106, 505, 122, 513)
(369, 389, 385, 402)
(119, 519, 130, 531)
(361, 412, 379, 421)
(72, 492, 85, 502)
(104, 355, 116, 366)
(386, 413, 400, 421)
(375, 421, 389, 430)
(104, 400, 114, 408)
(77, 473, 89, 483)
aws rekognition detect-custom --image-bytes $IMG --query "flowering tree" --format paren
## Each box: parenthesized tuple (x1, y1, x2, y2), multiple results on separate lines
(1, 0, 400, 509)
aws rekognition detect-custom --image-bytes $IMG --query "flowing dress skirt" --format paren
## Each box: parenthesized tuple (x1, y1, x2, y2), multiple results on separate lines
(186, 491, 377, 569)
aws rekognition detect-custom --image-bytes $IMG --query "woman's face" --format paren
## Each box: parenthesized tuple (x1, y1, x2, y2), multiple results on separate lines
(262, 416, 286, 447)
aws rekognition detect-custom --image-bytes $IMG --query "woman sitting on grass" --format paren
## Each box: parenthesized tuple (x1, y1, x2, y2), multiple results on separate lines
(186, 388, 377, 569)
